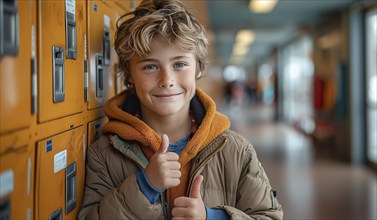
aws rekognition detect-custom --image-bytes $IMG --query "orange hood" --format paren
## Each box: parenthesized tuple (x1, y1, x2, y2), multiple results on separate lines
(102, 88, 230, 203)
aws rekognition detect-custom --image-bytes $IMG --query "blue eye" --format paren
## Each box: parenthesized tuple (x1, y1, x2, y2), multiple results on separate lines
(143, 65, 158, 70)
(174, 62, 187, 68)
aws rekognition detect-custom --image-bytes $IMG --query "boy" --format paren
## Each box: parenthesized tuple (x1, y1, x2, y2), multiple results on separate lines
(78, 0, 283, 219)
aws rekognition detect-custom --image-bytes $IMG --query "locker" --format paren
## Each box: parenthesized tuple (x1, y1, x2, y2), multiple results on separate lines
(38, 0, 85, 123)
(35, 126, 86, 219)
(113, 0, 131, 12)
(112, 1, 130, 95)
(0, 0, 36, 134)
(0, 129, 34, 220)
(115, 69, 127, 94)
(87, 117, 107, 146)
(87, 0, 116, 110)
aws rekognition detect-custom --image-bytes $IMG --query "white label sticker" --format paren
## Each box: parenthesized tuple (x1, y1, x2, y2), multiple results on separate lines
(31, 25, 35, 58)
(54, 150, 67, 173)
(104, 14, 110, 28)
(65, 0, 75, 15)
(0, 170, 14, 198)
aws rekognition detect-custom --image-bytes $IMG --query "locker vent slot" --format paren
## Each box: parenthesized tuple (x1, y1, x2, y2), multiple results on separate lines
(0, 0, 19, 56)
(65, 162, 77, 214)
(96, 55, 104, 98)
(48, 208, 62, 220)
(0, 198, 11, 220)
(65, 10, 77, 59)
(103, 28, 110, 66)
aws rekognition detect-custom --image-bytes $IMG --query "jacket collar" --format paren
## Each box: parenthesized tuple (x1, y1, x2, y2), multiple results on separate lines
(102, 88, 230, 163)
(102, 88, 230, 203)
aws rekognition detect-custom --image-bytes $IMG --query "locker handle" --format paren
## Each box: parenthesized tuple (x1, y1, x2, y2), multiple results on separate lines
(48, 207, 62, 220)
(66, 11, 77, 59)
(65, 162, 77, 214)
(52, 46, 65, 103)
(0, 198, 11, 220)
(103, 28, 110, 66)
(0, 0, 19, 56)
(96, 55, 104, 98)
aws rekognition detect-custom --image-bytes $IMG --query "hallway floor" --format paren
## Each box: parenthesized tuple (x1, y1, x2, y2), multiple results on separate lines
(219, 103, 377, 220)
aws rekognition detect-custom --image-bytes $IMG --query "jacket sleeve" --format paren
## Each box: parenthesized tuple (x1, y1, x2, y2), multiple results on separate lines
(78, 139, 163, 220)
(219, 133, 283, 220)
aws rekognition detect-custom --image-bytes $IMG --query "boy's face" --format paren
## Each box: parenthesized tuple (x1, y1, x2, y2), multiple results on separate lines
(129, 38, 199, 119)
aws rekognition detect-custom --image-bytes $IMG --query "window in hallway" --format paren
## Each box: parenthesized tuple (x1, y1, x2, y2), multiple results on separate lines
(281, 36, 314, 126)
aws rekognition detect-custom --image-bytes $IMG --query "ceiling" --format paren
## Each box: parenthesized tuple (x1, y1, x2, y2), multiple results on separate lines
(204, 0, 357, 68)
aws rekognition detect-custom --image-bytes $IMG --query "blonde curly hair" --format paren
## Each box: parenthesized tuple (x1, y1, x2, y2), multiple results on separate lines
(114, 0, 208, 90)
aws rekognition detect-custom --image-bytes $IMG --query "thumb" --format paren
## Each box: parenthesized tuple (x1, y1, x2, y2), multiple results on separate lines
(189, 175, 203, 198)
(159, 134, 169, 153)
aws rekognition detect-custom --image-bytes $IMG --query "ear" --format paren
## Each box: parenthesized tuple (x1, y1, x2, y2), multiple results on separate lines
(196, 71, 202, 79)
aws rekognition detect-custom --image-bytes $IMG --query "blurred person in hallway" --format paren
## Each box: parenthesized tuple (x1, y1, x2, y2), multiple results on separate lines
(78, 0, 283, 219)
(222, 80, 248, 130)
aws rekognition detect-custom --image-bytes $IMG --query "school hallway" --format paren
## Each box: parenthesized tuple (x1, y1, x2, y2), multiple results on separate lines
(219, 103, 377, 220)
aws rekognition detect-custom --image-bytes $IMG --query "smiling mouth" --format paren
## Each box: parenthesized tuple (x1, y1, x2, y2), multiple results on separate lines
(154, 92, 183, 98)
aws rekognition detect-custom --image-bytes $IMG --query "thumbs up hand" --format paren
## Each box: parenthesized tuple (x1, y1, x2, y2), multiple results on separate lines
(171, 175, 206, 219)
(145, 134, 181, 190)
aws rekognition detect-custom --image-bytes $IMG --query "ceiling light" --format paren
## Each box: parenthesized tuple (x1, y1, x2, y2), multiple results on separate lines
(236, 30, 255, 46)
(249, 0, 278, 13)
(230, 29, 255, 64)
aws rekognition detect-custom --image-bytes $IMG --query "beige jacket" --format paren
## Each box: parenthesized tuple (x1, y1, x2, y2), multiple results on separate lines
(78, 89, 283, 219)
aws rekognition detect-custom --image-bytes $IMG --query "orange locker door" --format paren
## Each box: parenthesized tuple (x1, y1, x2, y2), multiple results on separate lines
(0, 129, 35, 220)
(87, 117, 107, 146)
(0, 0, 36, 134)
(114, 0, 131, 13)
(87, 0, 116, 110)
(37, 0, 85, 123)
(35, 126, 86, 219)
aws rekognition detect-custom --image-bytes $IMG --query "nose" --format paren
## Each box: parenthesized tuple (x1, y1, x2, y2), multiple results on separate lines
(158, 70, 174, 88)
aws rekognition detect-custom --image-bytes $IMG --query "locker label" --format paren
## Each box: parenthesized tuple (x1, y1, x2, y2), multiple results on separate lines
(54, 150, 67, 173)
(46, 140, 52, 152)
(104, 14, 110, 28)
(65, 0, 75, 15)
(0, 170, 14, 198)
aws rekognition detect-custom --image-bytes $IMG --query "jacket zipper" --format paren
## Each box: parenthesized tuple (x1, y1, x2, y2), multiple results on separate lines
(112, 136, 227, 218)
(160, 191, 170, 220)
(186, 138, 228, 196)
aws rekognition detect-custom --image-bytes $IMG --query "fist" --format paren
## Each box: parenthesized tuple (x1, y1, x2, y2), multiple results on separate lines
(145, 134, 181, 190)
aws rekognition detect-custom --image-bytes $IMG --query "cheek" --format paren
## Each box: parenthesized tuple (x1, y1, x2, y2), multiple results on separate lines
(184, 77, 197, 97)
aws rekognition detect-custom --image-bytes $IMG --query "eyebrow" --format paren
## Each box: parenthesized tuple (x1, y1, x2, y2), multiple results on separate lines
(136, 55, 191, 63)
